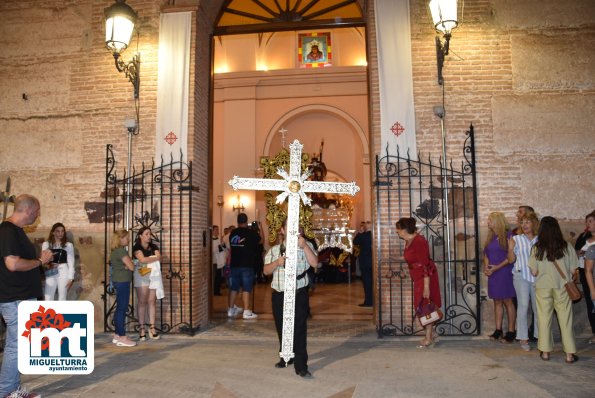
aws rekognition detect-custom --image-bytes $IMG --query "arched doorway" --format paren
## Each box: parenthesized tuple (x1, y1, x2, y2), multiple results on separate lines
(209, 0, 372, 321)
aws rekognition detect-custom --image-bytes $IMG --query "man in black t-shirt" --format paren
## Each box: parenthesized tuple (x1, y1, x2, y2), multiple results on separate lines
(0, 194, 53, 397)
(227, 213, 262, 319)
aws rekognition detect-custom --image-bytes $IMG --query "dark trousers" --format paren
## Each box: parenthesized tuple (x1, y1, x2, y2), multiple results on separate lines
(360, 266, 373, 305)
(213, 264, 222, 295)
(272, 287, 309, 372)
(579, 268, 595, 333)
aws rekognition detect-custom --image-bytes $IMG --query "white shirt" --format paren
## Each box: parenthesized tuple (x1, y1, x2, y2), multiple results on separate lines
(41, 241, 75, 280)
(212, 237, 226, 269)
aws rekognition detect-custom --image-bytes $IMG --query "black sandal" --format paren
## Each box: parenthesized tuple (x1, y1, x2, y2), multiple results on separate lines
(138, 327, 146, 342)
(489, 329, 502, 341)
(540, 351, 550, 361)
(565, 354, 578, 364)
(149, 325, 160, 340)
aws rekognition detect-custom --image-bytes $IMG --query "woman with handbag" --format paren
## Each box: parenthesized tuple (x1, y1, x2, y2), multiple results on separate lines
(528, 216, 579, 363)
(132, 227, 162, 341)
(42, 222, 75, 301)
(483, 212, 516, 344)
(395, 217, 442, 348)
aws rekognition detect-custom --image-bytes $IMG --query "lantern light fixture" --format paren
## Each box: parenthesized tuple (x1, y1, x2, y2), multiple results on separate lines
(104, 0, 140, 98)
(428, 0, 462, 85)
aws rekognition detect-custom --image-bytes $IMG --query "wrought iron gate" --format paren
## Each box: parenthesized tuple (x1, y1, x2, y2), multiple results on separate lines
(103, 144, 196, 335)
(375, 125, 481, 337)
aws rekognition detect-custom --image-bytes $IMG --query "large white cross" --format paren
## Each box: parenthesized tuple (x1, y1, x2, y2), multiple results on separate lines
(228, 139, 359, 362)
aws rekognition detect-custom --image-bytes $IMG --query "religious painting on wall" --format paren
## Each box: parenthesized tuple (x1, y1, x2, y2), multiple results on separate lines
(298, 32, 332, 68)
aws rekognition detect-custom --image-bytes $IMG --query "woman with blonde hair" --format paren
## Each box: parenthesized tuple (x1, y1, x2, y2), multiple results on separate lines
(109, 229, 136, 347)
(508, 211, 540, 351)
(483, 212, 516, 343)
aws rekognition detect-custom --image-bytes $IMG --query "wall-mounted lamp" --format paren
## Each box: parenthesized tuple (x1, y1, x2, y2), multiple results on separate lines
(428, 0, 462, 85)
(232, 194, 245, 214)
(105, 0, 140, 98)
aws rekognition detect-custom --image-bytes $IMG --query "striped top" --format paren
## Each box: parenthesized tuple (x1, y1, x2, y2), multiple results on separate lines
(265, 242, 314, 292)
(512, 234, 537, 283)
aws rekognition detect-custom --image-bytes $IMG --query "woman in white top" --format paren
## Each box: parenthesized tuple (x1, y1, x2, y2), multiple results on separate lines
(507, 211, 539, 351)
(42, 223, 75, 300)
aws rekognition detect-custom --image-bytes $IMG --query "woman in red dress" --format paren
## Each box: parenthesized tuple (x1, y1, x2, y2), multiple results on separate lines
(396, 217, 442, 347)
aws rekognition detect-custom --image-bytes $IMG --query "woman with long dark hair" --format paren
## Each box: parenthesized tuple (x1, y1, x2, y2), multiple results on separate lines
(132, 226, 163, 341)
(529, 216, 579, 363)
(395, 217, 442, 348)
(42, 223, 75, 300)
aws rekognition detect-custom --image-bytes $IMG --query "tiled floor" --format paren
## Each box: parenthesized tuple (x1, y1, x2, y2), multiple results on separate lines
(212, 279, 374, 321)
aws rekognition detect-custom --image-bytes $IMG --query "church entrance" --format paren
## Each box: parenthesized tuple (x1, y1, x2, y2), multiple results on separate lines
(210, 1, 371, 321)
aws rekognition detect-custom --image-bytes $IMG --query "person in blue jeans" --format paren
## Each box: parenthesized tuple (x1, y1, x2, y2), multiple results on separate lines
(228, 213, 262, 319)
(109, 229, 136, 347)
(0, 194, 53, 398)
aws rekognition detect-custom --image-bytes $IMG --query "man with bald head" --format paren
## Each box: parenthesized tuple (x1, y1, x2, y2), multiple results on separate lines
(0, 194, 53, 397)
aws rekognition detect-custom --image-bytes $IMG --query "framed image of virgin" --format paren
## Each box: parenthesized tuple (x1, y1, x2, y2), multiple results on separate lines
(298, 32, 332, 68)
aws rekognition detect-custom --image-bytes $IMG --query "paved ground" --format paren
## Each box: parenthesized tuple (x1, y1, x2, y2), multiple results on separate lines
(16, 320, 595, 398)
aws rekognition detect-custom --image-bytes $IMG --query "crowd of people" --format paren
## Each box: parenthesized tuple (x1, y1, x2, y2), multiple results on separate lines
(1, 194, 593, 393)
(481, 206, 595, 363)
(392, 206, 595, 359)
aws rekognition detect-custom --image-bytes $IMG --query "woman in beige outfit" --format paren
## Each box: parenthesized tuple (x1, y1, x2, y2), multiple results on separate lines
(528, 216, 579, 363)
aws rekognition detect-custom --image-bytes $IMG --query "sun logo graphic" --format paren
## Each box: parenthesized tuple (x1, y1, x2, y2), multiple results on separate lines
(18, 301, 94, 374)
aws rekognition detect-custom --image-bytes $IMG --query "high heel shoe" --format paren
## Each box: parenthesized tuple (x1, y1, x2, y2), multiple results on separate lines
(139, 327, 146, 342)
(489, 329, 503, 341)
(149, 325, 160, 340)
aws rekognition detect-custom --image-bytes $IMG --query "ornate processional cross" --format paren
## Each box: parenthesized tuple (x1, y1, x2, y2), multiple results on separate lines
(229, 139, 359, 362)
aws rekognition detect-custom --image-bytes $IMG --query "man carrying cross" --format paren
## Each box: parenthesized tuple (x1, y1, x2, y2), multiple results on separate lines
(264, 224, 318, 378)
(228, 139, 359, 372)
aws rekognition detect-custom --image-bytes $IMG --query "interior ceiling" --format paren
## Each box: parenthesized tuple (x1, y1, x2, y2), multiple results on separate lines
(215, 0, 366, 35)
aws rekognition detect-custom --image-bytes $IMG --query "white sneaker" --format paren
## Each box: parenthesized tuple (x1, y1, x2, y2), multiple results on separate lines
(243, 310, 258, 320)
(112, 334, 118, 344)
(115, 336, 136, 347)
(227, 305, 244, 317)
(520, 342, 531, 352)
(5, 385, 41, 398)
